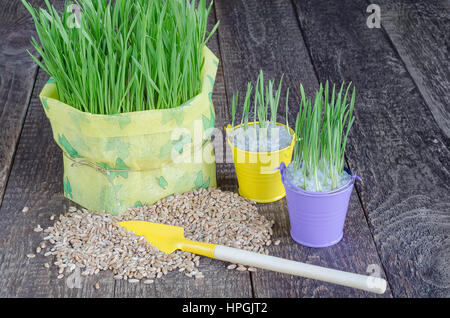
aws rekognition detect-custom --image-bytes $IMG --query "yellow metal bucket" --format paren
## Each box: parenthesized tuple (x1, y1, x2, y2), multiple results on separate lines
(226, 122, 295, 203)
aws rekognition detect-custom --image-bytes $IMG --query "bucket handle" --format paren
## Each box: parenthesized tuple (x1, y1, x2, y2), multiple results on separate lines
(278, 162, 299, 190)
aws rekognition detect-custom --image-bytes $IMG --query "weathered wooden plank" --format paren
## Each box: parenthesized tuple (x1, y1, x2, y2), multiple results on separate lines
(293, 0, 450, 297)
(0, 0, 49, 205)
(215, 0, 390, 297)
(0, 68, 116, 297)
(205, 1, 237, 189)
(256, 195, 391, 297)
(0, 0, 112, 298)
(215, 0, 318, 124)
(378, 0, 450, 138)
(0, 68, 36, 204)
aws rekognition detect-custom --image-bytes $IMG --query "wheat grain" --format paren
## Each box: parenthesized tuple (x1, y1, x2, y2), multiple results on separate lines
(38, 188, 273, 284)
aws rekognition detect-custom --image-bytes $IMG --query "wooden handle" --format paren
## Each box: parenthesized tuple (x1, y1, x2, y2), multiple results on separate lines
(214, 245, 386, 294)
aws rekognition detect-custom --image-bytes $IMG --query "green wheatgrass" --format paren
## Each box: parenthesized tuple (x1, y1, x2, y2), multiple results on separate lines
(22, 0, 219, 114)
(292, 82, 356, 191)
(231, 70, 288, 131)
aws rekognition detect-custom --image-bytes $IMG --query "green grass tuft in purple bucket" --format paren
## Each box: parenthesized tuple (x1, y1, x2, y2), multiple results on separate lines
(289, 82, 356, 192)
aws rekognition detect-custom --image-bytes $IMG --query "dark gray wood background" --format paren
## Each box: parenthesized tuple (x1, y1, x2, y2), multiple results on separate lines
(0, 0, 448, 298)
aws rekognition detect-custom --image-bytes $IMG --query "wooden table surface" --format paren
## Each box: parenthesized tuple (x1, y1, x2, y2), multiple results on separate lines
(0, 0, 449, 298)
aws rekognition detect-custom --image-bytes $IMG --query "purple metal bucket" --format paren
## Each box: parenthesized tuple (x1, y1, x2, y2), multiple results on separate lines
(279, 162, 361, 248)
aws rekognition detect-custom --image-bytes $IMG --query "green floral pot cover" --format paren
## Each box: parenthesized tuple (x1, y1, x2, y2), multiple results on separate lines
(40, 46, 219, 215)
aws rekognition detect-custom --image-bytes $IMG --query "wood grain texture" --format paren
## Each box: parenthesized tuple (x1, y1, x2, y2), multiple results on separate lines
(255, 194, 391, 297)
(0, 0, 53, 205)
(0, 67, 36, 204)
(2, 0, 448, 298)
(205, 1, 236, 187)
(215, 0, 389, 297)
(113, 257, 252, 298)
(293, 0, 450, 297)
(378, 0, 450, 138)
(0, 69, 116, 297)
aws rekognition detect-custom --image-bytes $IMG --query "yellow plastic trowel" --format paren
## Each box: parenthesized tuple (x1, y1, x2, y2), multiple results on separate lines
(118, 220, 386, 294)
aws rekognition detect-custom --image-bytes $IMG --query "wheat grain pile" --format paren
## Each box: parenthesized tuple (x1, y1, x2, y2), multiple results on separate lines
(32, 188, 274, 283)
